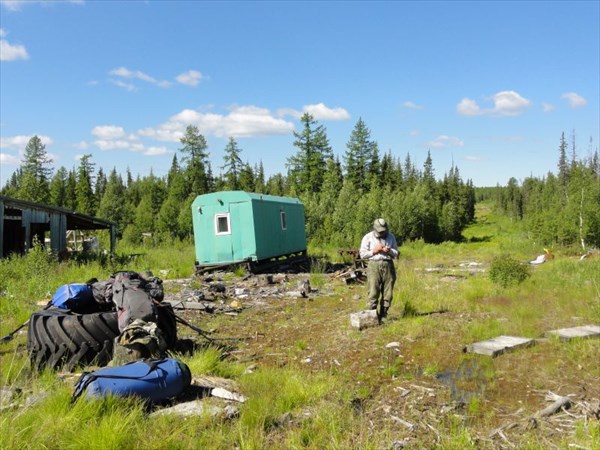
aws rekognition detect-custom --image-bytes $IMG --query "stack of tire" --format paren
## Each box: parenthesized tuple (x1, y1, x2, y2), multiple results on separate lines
(27, 272, 177, 372)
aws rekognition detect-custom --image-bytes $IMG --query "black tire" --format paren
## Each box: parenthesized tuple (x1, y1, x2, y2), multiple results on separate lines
(27, 308, 119, 372)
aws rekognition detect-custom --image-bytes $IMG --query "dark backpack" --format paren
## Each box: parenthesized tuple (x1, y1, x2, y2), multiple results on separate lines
(112, 272, 157, 332)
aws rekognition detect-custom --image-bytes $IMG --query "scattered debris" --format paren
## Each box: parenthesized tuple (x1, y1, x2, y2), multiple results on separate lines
(211, 387, 246, 403)
(150, 400, 239, 419)
(389, 414, 414, 430)
(530, 248, 554, 265)
(192, 376, 240, 392)
(532, 391, 572, 419)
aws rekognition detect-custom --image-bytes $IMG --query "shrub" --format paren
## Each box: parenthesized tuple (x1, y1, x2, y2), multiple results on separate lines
(488, 254, 531, 287)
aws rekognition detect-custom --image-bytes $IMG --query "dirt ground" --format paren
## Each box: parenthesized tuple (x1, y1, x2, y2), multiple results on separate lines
(163, 268, 600, 449)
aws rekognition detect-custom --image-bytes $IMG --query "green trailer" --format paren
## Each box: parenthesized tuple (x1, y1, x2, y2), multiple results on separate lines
(192, 191, 307, 273)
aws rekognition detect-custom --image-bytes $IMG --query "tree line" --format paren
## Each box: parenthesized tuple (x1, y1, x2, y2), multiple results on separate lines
(2, 114, 476, 248)
(491, 131, 600, 249)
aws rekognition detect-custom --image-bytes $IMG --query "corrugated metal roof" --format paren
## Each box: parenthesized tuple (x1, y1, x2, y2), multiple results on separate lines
(0, 195, 115, 230)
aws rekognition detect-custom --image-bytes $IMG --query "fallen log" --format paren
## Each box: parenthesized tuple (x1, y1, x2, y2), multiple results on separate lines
(534, 392, 572, 418)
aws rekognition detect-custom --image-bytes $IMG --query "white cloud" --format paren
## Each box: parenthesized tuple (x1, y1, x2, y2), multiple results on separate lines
(0, 134, 53, 149)
(87, 124, 171, 156)
(92, 138, 171, 156)
(457, 90, 531, 117)
(402, 101, 424, 110)
(91, 125, 126, 140)
(176, 70, 204, 87)
(93, 139, 132, 151)
(1, 1, 84, 11)
(302, 103, 350, 120)
(73, 141, 89, 150)
(277, 103, 350, 121)
(139, 105, 295, 141)
(143, 146, 170, 156)
(109, 66, 171, 88)
(561, 92, 587, 108)
(456, 98, 481, 116)
(464, 155, 481, 161)
(427, 135, 464, 149)
(0, 151, 20, 165)
(110, 79, 136, 92)
(0, 29, 29, 61)
(542, 102, 555, 112)
(409, 129, 420, 137)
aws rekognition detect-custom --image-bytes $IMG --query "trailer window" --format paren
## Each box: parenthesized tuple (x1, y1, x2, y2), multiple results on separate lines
(215, 213, 231, 235)
(280, 211, 287, 230)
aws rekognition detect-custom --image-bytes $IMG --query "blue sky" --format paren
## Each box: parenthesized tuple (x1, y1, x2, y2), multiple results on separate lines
(1, 0, 598, 188)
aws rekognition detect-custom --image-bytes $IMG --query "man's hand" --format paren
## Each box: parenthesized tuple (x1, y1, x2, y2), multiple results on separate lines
(381, 246, 390, 253)
(374, 244, 384, 254)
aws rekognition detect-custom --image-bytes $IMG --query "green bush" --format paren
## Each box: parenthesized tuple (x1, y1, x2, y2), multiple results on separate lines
(488, 254, 531, 288)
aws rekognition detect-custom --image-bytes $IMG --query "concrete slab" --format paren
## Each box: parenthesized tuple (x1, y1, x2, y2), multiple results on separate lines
(465, 335, 535, 357)
(545, 325, 600, 341)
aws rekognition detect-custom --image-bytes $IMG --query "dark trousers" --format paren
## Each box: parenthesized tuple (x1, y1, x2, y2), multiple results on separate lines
(366, 260, 396, 319)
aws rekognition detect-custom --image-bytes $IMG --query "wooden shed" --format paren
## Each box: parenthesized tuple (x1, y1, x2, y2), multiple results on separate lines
(192, 191, 307, 270)
(0, 195, 116, 258)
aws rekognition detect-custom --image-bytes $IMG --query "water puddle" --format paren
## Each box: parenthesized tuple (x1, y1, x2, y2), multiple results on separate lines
(435, 358, 487, 404)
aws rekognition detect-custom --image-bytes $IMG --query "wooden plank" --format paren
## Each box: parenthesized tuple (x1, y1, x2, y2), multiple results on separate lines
(164, 300, 208, 310)
(465, 335, 535, 357)
(545, 325, 600, 341)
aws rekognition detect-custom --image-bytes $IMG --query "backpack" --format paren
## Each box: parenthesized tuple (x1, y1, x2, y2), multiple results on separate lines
(112, 272, 157, 332)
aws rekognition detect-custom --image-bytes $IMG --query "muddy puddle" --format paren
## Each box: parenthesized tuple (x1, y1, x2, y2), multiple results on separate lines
(435, 358, 487, 404)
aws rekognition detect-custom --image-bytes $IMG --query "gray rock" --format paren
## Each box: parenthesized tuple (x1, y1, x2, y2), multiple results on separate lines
(350, 310, 379, 330)
(150, 400, 224, 418)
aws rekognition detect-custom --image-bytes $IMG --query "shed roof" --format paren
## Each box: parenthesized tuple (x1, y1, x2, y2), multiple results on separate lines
(0, 195, 115, 230)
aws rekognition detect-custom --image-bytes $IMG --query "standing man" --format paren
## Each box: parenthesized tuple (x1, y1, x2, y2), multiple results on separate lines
(359, 218, 399, 323)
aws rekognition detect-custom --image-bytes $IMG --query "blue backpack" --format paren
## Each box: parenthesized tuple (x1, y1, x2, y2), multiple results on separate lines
(72, 358, 191, 403)
(51, 284, 97, 313)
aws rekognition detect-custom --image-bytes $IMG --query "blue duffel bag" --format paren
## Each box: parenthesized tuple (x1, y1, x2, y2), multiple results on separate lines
(51, 283, 97, 313)
(72, 358, 191, 403)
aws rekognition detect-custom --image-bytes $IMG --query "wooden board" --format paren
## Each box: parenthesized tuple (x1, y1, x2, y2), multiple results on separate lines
(164, 300, 208, 310)
(465, 335, 535, 357)
(545, 325, 600, 341)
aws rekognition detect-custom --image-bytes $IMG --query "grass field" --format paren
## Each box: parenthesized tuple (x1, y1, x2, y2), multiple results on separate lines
(1, 204, 599, 449)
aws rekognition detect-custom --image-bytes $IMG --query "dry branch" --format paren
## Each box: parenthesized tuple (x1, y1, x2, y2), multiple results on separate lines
(534, 392, 572, 418)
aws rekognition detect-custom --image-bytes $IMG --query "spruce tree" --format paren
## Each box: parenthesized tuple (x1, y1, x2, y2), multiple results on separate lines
(75, 154, 95, 215)
(344, 118, 376, 192)
(97, 168, 127, 235)
(179, 125, 209, 195)
(49, 167, 68, 207)
(558, 132, 569, 188)
(18, 135, 53, 203)
(254, 161, 265, 193)
(221, 137, 243, 190)
(287, 113, 332, 194)
(64, 169, 77, 210)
